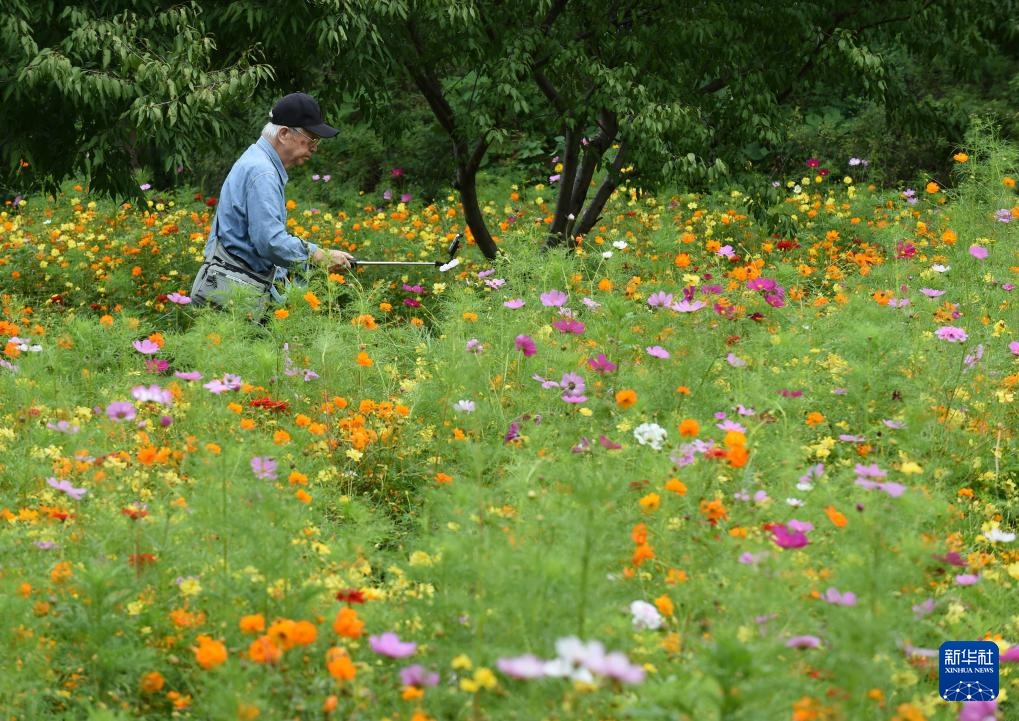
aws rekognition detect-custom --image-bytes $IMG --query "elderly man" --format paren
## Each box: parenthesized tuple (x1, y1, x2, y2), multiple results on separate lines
(190, 92, 353, 310)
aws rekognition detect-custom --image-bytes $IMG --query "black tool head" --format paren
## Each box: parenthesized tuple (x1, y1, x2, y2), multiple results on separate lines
(446, 234, 463, 260)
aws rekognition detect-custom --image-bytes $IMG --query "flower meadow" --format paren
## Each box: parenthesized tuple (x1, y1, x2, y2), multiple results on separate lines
(1, 137, 1019, 721)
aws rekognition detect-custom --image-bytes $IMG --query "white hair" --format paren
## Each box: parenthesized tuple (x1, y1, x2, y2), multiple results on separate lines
(261, 122, 284, 141)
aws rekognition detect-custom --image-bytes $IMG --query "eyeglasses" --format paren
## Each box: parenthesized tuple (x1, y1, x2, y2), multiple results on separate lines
(290, 127, 321, 148)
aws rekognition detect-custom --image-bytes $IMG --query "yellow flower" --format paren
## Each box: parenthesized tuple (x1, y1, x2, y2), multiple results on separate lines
(638, 492, 661, 513)
(953, 152, 969, 163)
(451, 654, 472, 670)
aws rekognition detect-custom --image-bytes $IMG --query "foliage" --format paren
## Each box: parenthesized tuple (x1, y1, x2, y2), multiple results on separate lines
(2, 130, 1018, 718)
(0, 1, 275, 198)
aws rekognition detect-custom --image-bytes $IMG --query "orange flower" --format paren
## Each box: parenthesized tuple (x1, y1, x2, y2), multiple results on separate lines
(332, 607, 364, 639)
(699, 499, 728, 524)
(615, 389, 637, 408)
(435, 472, 453, 485)
(678, 418, 699, 437)
(674, 252, 691, 267)
(356, 351, 373, 367)
(193, 635, 228, 670)
(630, 522, 648, 545)
(295, 489, 312, 504)
(925, 181, 940, 194)
(631, 543, 655, 566)
(638, 492, 660, 513)
(323, 695, 339, 713)
(725, 445, 749, 468)
(273, 430, 291, 445)
(248, 635, 282, 664)
(304, 291, 321, 310)
(664, 478, 687, 495)
(597, 277, 614, 291)
(654, 594, 674, 617)
(1003, 176, 1015, 188)
(139, 671, 165, 694)
(952, 152, 968, 163)
(290, 620, 318, 646)
(274, 308, 289, 320)
(326, 647, 357, 681)
(824, 505, 848, 528)
(804, 411, 825, 427)
(239, 614, 266, 634)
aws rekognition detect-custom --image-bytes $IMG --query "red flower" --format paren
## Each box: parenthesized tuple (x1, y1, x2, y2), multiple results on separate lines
(335, 588, 367, 604)
(122, 505, 149, 520)
(129, 553, 158, 567)
(248, 397, 290, 413)
(205, 196, 217, 207)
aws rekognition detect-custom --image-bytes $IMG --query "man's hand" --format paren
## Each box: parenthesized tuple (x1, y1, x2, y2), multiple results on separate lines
(312, 248, 354, 272)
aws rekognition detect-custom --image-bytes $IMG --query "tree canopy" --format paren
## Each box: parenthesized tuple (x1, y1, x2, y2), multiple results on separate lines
(4, 1, 1017, 258)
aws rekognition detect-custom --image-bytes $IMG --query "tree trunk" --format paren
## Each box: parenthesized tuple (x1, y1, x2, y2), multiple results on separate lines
(456, 162, 498, 260)
(545, 124, 581, 246)
(574, 139, 630, 238)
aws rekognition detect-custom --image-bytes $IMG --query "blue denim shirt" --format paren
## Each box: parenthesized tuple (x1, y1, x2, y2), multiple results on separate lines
(205, 137, 318, 277)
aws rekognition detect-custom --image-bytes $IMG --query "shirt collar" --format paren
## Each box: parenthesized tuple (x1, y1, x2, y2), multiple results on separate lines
(256, 136, 288, 184)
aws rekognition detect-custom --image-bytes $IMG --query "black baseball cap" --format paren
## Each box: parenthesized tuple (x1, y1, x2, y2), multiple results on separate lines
(269, 93, 338, 138)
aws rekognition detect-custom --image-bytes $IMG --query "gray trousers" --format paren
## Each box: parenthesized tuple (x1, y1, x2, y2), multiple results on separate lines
(189, 239, 275, 312)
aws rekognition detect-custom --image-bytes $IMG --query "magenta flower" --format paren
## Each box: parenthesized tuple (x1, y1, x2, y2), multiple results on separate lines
(515, 334, 536, 357)
(645, 345, 670, 359)
(769, 523, 809, 549)
(46, 477, 88, 500)
(369, 631, 417, 658)
(552, 318, 585, 334)
(598, 435, 622, 450)
(936, 326, 968, 342)
(540, 289, 568, 307)
(133, 339, 160, 355)
(175, 371, 202, 381)
(503, 298, 525, 309)
(496, 654, 547, 679)
(1009, 341, 1019, 355)
(1000, 646, 1019, 662)
(167, 292, 191, 305)
(959, 700, 997, 721)
(955, 574, 981, 586)
(969, 245, 989, 259)
(587, 353, 617, 373)
(782, 635, 823, 651)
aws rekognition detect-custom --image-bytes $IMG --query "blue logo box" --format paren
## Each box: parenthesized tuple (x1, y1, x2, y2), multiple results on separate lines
(939, 641, 999, 701)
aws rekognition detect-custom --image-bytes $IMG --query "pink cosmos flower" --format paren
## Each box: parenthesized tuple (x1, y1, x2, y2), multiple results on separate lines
(399, 664, 439, 687)
(167, 292, 191, 305)
(503, 298, 525, 309)
(959, 700, 997, 721)
(497, 654, 547, 679)
(646, 345, 670, 359)
(726, 353, 747, 367)
(647, 292, 674, 308)
(822, 587, 858, 606)
(955, 574, 981, 586)
(969, 245, 988, 259)
(133, 339, 160, 355)
(785, 635, 822, 649)
(46, 477, 88, 500)
(936, 326, 968, 342)
(1009, 341, 1019, 355)
(540, 289, 568, 307)
(370, 632, 417, 658)
(671, 299, 706, 312)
